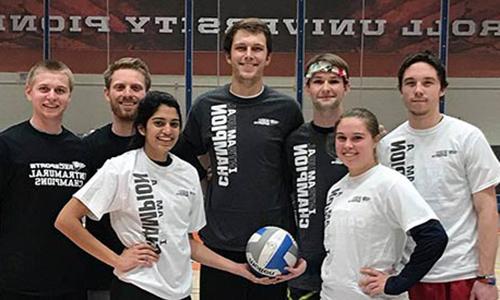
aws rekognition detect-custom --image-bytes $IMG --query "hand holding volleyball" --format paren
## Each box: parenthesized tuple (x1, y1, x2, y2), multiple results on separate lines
(246, 226, 305, 278)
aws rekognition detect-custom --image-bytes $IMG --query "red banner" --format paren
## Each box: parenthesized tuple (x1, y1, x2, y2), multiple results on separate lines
(0, 0, 498, 76)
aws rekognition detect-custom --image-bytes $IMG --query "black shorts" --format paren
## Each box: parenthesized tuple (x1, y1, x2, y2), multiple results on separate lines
(0, 289, 86, 300)
(287, 286, 320, 300)
(110, 278, 191, 300)
(200, 246, 287, 300)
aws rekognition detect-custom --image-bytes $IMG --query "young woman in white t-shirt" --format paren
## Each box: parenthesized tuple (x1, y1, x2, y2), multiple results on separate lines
(55, 91, 300, 300)
(321, 108, 448, 300)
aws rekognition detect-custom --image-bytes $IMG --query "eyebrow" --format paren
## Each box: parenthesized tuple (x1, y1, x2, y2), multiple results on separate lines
(152, 117, 180, 121)
(234, 42, 265, 47)
(39, 84, 68, 89)
(335, 131, 366, 135)
(403, 76, 437, 82)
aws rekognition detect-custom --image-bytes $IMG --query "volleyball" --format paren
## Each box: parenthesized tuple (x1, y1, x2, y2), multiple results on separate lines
(245, 226, 298, 277)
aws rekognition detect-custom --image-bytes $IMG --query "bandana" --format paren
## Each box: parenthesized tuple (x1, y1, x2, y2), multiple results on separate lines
(305, 61, 348, 80)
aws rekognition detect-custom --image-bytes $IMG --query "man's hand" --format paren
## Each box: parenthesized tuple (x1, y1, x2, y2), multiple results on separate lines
(272, 258, 307, 284)
(469, 280, 498, 300)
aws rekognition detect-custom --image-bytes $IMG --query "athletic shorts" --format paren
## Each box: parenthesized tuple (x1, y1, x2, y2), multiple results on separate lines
(409, 278, 476, 300)
(287, 286, 320, 300)
(87, 289, 110, 300)
(0, 289, 86, 300)
(200, 246, 287, 300)
(110, 278, 191, 300)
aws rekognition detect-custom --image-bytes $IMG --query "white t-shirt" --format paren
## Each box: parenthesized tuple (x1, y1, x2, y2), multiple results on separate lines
(321, 164, 437, 300)
(74, 148, 206, 300)
(378, 115, 500, 282)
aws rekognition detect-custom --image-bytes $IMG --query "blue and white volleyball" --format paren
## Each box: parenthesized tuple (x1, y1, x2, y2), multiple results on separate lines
(245, 226, 298, 277)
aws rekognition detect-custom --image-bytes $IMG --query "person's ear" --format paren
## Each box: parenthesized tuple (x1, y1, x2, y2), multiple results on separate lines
(344, 81, 351, 93)
(265, 53, 272, 66)
(138, 125, 146, 136)
(25, 84, 33, 102)
(439, 87, 446, 98)
(104, 88, 111, 103)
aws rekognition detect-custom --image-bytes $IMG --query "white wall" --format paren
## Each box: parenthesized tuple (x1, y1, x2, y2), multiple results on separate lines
(1, 73, 499, 144)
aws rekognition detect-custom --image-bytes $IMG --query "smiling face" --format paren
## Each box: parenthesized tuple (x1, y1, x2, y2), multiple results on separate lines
(25, 70, 71, 125)
(306, 71, 349, 111)
(105, 68, 147, 122)
(226, 30, 271, 84)
(401, 62, 445, 120)
(335, 117, 378, 176)
(138, 104, 180, 161)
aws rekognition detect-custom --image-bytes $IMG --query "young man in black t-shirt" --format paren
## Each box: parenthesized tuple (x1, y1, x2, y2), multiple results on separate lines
(174, 18, 306, 300)
(285, 54, 350, 300)
(0, 60, 88, 299)
(82, 57, 151, 300)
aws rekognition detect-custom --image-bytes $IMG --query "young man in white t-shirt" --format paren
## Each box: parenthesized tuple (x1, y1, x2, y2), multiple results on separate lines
(378, 51, 500, 300)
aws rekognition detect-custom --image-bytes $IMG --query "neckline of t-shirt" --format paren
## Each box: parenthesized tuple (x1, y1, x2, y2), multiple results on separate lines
(107, 123, 135, 140)
(140, 148, 176, 170)
(406, 115, 446, 136)
(229, 85, 265, 99)
(27, 119, 66, 137)
(152, 155, 173, 167)
(310, 121, 335, 134)
(347, 163, 380, 182)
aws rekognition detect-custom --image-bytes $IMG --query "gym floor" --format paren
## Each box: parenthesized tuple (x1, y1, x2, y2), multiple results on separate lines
(191, 263, 199, 300)
(191, 268, 199, 300)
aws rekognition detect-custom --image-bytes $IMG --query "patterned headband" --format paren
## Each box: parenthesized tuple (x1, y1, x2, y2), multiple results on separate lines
(305, 61, 348, 79)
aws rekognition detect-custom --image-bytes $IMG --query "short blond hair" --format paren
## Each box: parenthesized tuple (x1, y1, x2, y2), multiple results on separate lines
(103, 57, 151, 91)
(26, 60, 74, 92)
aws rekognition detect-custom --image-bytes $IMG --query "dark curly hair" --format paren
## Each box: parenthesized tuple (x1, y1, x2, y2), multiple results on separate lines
(129, 91, 181, 149)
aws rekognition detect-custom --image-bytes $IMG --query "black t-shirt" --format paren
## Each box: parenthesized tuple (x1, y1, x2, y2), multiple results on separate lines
(0, 121, 89, 295)
(176, 84, 304, 251)
(82, 123, 133, 290)
(285, 122, 348, 291)
(83, 123, 134, 175)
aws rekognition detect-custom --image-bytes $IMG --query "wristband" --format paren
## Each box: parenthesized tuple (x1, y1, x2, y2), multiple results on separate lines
(476, 275, 496, 286)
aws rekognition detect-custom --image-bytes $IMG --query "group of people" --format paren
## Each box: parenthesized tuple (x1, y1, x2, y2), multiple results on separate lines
(0, 17, 499, 300)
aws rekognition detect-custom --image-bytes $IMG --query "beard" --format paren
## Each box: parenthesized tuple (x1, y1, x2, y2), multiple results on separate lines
(110, 101, 138, 122)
